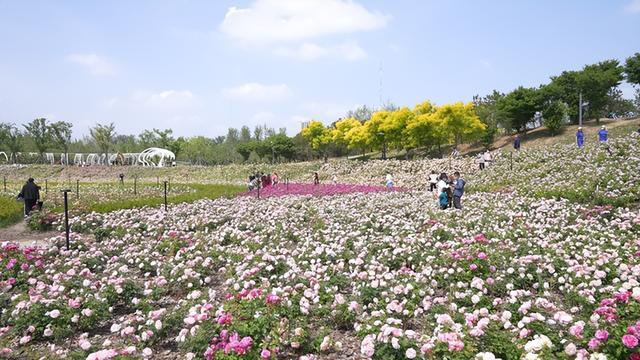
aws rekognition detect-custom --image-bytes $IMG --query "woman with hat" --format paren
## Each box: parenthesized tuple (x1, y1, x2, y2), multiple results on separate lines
(576, 127, 585, 148)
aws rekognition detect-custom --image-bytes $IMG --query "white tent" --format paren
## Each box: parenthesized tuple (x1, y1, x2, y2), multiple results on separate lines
(137, 148, 175, 167)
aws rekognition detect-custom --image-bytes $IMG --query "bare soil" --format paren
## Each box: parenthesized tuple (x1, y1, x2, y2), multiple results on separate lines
(0, 220, 56, 247)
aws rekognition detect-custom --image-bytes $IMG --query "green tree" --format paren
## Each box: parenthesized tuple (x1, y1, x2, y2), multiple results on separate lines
(266, 133, 295, 161)
(578, 60, 624, 122)
(226, 128, 239, 144)
(89, 123, 116, 161)
(23, 118, 50, 160)
(182, 136, 214, 165)
(473, 90, 505, 149)
(153, 128, 174, 148)
(604, 88, 636, 118)
(49, 121, 73, 164)
(625, 52, 640, 86)
(498, 87, 542, 133)
(0, 123, 23, 163)
(138, 129, 158, 148)
(169, 136, 186, 159)
(236, 141, 257, 162)
(345, 105, 373, 123)
(240, 126, 252, 142)
(542, 101, 568, 136)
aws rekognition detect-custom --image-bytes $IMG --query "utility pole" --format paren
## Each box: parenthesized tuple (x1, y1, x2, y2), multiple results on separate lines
(579, 92, 583, 127)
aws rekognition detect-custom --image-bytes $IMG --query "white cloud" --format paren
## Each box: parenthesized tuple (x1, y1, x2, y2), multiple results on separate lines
(626, 0, 640, 13)
(131, 90, 195, 107)
(251, 111, 277, 123)
(219, 0, 389, 43)
(67, 53, 117, 76)
(222, 83, 292, 102)
(275, 41, 367, 61)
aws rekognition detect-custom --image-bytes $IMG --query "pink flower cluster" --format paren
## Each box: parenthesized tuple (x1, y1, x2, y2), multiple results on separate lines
(622, 321, 640, 349)
(204, 330, 253, 359)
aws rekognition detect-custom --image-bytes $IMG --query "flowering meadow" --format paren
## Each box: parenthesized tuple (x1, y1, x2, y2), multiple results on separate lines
(1, 134, 640, 359)
(240, 183, 405, 198)
(1, 185, 639, 359)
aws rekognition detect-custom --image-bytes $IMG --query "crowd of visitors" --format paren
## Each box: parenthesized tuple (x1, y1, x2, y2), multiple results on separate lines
(247, 172, 280, 191)
(432, 171, 466, 210)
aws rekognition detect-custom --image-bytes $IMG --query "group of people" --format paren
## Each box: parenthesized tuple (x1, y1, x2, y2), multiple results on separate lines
(476, 150, 492, 170)
(247, 172, 280, 191)
(428, 171, 466, 210)
(575, 125, 609, 148)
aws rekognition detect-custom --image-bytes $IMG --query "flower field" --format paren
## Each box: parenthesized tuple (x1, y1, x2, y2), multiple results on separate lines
(1, 134, 639, 359)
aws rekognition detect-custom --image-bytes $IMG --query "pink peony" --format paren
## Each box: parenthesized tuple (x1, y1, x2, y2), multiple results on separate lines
(594, 329, 609, 341)
(622, 334, 639, 348)
(260, 349, 271, 359)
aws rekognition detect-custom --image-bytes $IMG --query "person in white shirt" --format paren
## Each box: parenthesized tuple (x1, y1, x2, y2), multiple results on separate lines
(428, 171, 438, 192)
(478, 154, 485, 170)
(483, 151, 492, 167)
(385, 173, 394, 188)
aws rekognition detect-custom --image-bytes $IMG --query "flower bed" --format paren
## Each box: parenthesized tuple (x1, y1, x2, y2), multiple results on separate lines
(0, 189, 638, 359)
(239, 183, 405, 198)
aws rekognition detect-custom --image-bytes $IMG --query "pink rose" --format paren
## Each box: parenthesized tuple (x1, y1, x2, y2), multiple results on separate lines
(260, 349, 271, 359)
(622, 334, 639, 349)
(594, 329, 609, 341)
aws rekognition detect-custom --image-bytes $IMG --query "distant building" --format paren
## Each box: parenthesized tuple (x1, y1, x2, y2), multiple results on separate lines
(301, 121, 310, 130)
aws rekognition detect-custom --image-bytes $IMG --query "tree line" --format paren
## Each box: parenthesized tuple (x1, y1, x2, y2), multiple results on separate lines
(301, 53, 640, 159)
(1, 53, 639, 164)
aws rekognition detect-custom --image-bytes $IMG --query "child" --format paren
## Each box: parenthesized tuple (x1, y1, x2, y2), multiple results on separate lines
(385, 173, 394, 188)
(439, 187, 449, 210)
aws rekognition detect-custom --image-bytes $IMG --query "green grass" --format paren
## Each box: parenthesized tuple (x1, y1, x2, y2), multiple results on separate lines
(0, 196, 24, 228)
(81, 183, 245, 213)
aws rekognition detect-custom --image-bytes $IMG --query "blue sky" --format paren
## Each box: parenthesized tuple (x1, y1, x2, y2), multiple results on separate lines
(1, 0, 639, 138)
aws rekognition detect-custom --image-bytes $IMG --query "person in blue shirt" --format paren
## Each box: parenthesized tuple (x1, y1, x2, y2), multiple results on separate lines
(452, 171, 466, 209)
(438, 188, 449, 210)
(598, 125, 608, 143)
(513, 135, 521, 151)
(576, 127, 585, 148)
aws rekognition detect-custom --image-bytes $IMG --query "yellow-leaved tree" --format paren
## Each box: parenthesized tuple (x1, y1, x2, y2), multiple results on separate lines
(301, 120, 332, 161)
(332, 117, 361, 149)
(437, 102, 486, 146)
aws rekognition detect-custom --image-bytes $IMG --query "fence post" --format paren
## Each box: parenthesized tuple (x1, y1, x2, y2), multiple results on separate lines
(510, 152, 513, 171)
(3, 176, 5, 192)
(61, 189, 71, 250)
(134, 176, 137, 195)
(163, 181, 168, 211)
(76, 180, 79, 199)
(45, 179, 48, 194)
(257, 185, 260, 199)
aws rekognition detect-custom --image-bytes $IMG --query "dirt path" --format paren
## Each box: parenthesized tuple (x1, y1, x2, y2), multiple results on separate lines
(0, 220, 57, 247)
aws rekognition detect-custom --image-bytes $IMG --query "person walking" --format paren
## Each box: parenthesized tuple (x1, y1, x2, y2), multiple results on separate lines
(452, 172, 466, 210)
(576, 127, 585, 148)
(598, 125, 608, 143)
(513, 135, 521, 151)
(428, 171, 438, 192)
(313, 172, 320, 185)
(478, 153, 485, 170)
(19, 178, 41, 217)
